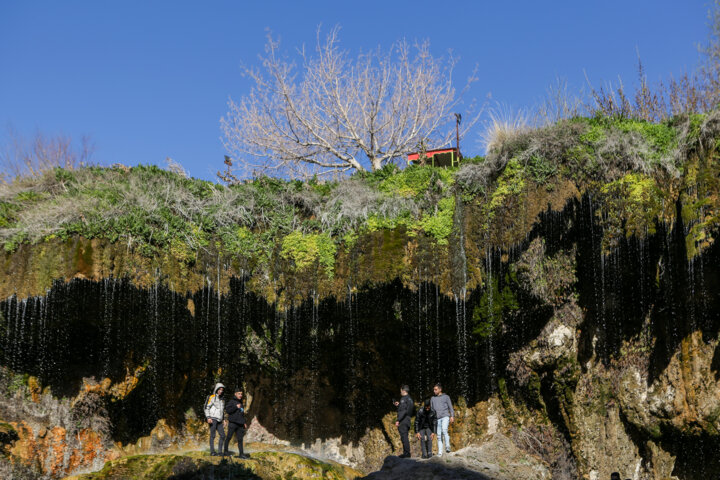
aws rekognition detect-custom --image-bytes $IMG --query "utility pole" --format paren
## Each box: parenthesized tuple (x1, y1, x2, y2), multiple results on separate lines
(454, 113, 462, 165)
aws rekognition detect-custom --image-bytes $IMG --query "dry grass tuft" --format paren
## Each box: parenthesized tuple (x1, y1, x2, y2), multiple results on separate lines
(480, 105, 531, 155)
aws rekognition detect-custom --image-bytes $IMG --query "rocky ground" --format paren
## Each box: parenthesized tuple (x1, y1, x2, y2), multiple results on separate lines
(57, 433, 549, 480)
(361, 433, 550, 480)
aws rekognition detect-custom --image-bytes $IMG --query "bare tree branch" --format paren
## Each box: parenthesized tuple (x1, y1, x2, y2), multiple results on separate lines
(220, 27, 481, 178)
(0, 127, 95, 183)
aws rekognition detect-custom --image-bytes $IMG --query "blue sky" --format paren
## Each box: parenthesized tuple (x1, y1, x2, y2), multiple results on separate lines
(0, 1, 711, 180)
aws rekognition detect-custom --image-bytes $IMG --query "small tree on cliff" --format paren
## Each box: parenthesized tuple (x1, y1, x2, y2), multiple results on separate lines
(220, 27, 480, 179)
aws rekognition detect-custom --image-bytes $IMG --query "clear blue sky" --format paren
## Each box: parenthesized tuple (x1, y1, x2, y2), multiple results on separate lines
(0, 1, 711, 180)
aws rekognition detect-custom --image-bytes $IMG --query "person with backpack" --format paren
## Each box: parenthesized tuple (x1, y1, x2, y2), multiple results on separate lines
(223, 388, 249, 458)
(415, 398, 437, 459)
(203, 383, 226, 456)
(393, 385, 414, 458)
(431, 383, 454, 456)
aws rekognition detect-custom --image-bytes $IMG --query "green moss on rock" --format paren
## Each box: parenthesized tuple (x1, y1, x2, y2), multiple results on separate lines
(68, 449, 362, 480)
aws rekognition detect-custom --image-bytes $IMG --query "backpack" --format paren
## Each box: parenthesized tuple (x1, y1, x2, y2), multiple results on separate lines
(204, 394, 216, 415)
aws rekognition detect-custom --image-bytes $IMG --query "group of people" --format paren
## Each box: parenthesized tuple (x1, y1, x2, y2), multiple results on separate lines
(203, 381, 638, 476)
(204, 380, 453, 460)
(394, 382, 455, 459)
(204, 382, 249, 458)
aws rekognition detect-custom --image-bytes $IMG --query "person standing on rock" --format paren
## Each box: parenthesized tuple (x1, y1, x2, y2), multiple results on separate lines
(204, 383, 226, 456)
(431, 383, 454, 456)
(415, 398, 437, 459)
(394, 385, 414, 458)
(223, 389, 249, 459)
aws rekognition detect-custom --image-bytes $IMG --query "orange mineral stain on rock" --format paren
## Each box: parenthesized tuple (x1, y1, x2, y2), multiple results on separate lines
(47, 426, 68, 477)
(6, 420, 116, 478)
(27, 376, 42, 403)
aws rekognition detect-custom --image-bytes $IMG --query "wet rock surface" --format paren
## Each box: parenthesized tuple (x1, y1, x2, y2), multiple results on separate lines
(64, 447, 363, 480)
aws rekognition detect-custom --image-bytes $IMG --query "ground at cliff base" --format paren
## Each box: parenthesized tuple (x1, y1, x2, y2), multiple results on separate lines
(61, 432, 549, 480)
(64, 445, 364, 480)
(361, 433, 550, 480)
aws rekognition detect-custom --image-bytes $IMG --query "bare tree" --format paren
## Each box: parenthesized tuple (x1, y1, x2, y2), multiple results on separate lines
(701, 0, 720, 106)
(221, 27, 480, 179)
(0, 127, 94, 183)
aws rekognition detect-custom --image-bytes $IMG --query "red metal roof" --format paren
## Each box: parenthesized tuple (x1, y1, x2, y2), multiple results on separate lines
(407, 147, 459, 161)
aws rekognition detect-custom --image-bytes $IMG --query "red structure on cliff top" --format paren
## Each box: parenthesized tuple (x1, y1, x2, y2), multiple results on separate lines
(407, 147, 461, 167)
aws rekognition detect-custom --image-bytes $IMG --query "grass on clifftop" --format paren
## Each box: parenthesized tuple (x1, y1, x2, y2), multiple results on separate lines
(1, 111, 719, 268)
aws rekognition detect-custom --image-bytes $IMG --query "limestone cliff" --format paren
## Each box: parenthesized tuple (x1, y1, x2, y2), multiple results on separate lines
(1, 112, 720, 479)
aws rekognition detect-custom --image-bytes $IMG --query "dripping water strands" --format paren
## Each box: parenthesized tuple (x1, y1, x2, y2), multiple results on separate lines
(587, 193, 604, 357)
(344, 283, 357, 434)
(38, 295, 48, 380)
(435, 284, 440, 383)
(169, 284, 176, 390)
(484, 248, 496, 395)
(2, 295, 13, 371)
(150, 276, 160, 416)
(238, 271, 248, 379)
(2, 295, 15, 372)
(695, 248, 709, 330)
(203, 274, 211, 375)
(309, 290, 320, 441)
(217, 262, 222, 372)
(101, 278, 116, 378)
(454, 289, 468, 400)
(16, 297, 28, 372)
(599, 247, 608, 355)
(454, 193, 470, 400)
(687, 253, 700, 333)
(423, 280, 431, 392)
(417, 272, 424, 394)
(6, 296, 28, 373)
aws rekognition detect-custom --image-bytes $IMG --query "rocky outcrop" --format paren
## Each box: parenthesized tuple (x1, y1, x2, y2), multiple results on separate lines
(362, 433, 550, 480)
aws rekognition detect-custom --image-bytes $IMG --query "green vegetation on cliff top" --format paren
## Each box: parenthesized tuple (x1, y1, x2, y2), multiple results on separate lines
(1, 112, 719, 268)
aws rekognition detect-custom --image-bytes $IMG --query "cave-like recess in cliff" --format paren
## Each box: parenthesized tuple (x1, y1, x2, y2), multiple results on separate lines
(0, 274, 495, 444)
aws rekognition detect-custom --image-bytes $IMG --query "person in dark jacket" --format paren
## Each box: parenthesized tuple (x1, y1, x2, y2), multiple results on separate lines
(393, 385, 413, 458)
(415, 398, 437, 459)
(223, 389, 249, 458)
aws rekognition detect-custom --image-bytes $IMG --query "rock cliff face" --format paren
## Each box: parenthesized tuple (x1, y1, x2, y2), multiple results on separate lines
(1, 113, 720, 479)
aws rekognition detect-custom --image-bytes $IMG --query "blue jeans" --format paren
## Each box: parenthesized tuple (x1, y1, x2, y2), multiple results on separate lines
(436, 416, 451, 453)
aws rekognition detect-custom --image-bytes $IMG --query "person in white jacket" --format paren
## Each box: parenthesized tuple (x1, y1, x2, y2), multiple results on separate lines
(204, 383, 226, 456)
